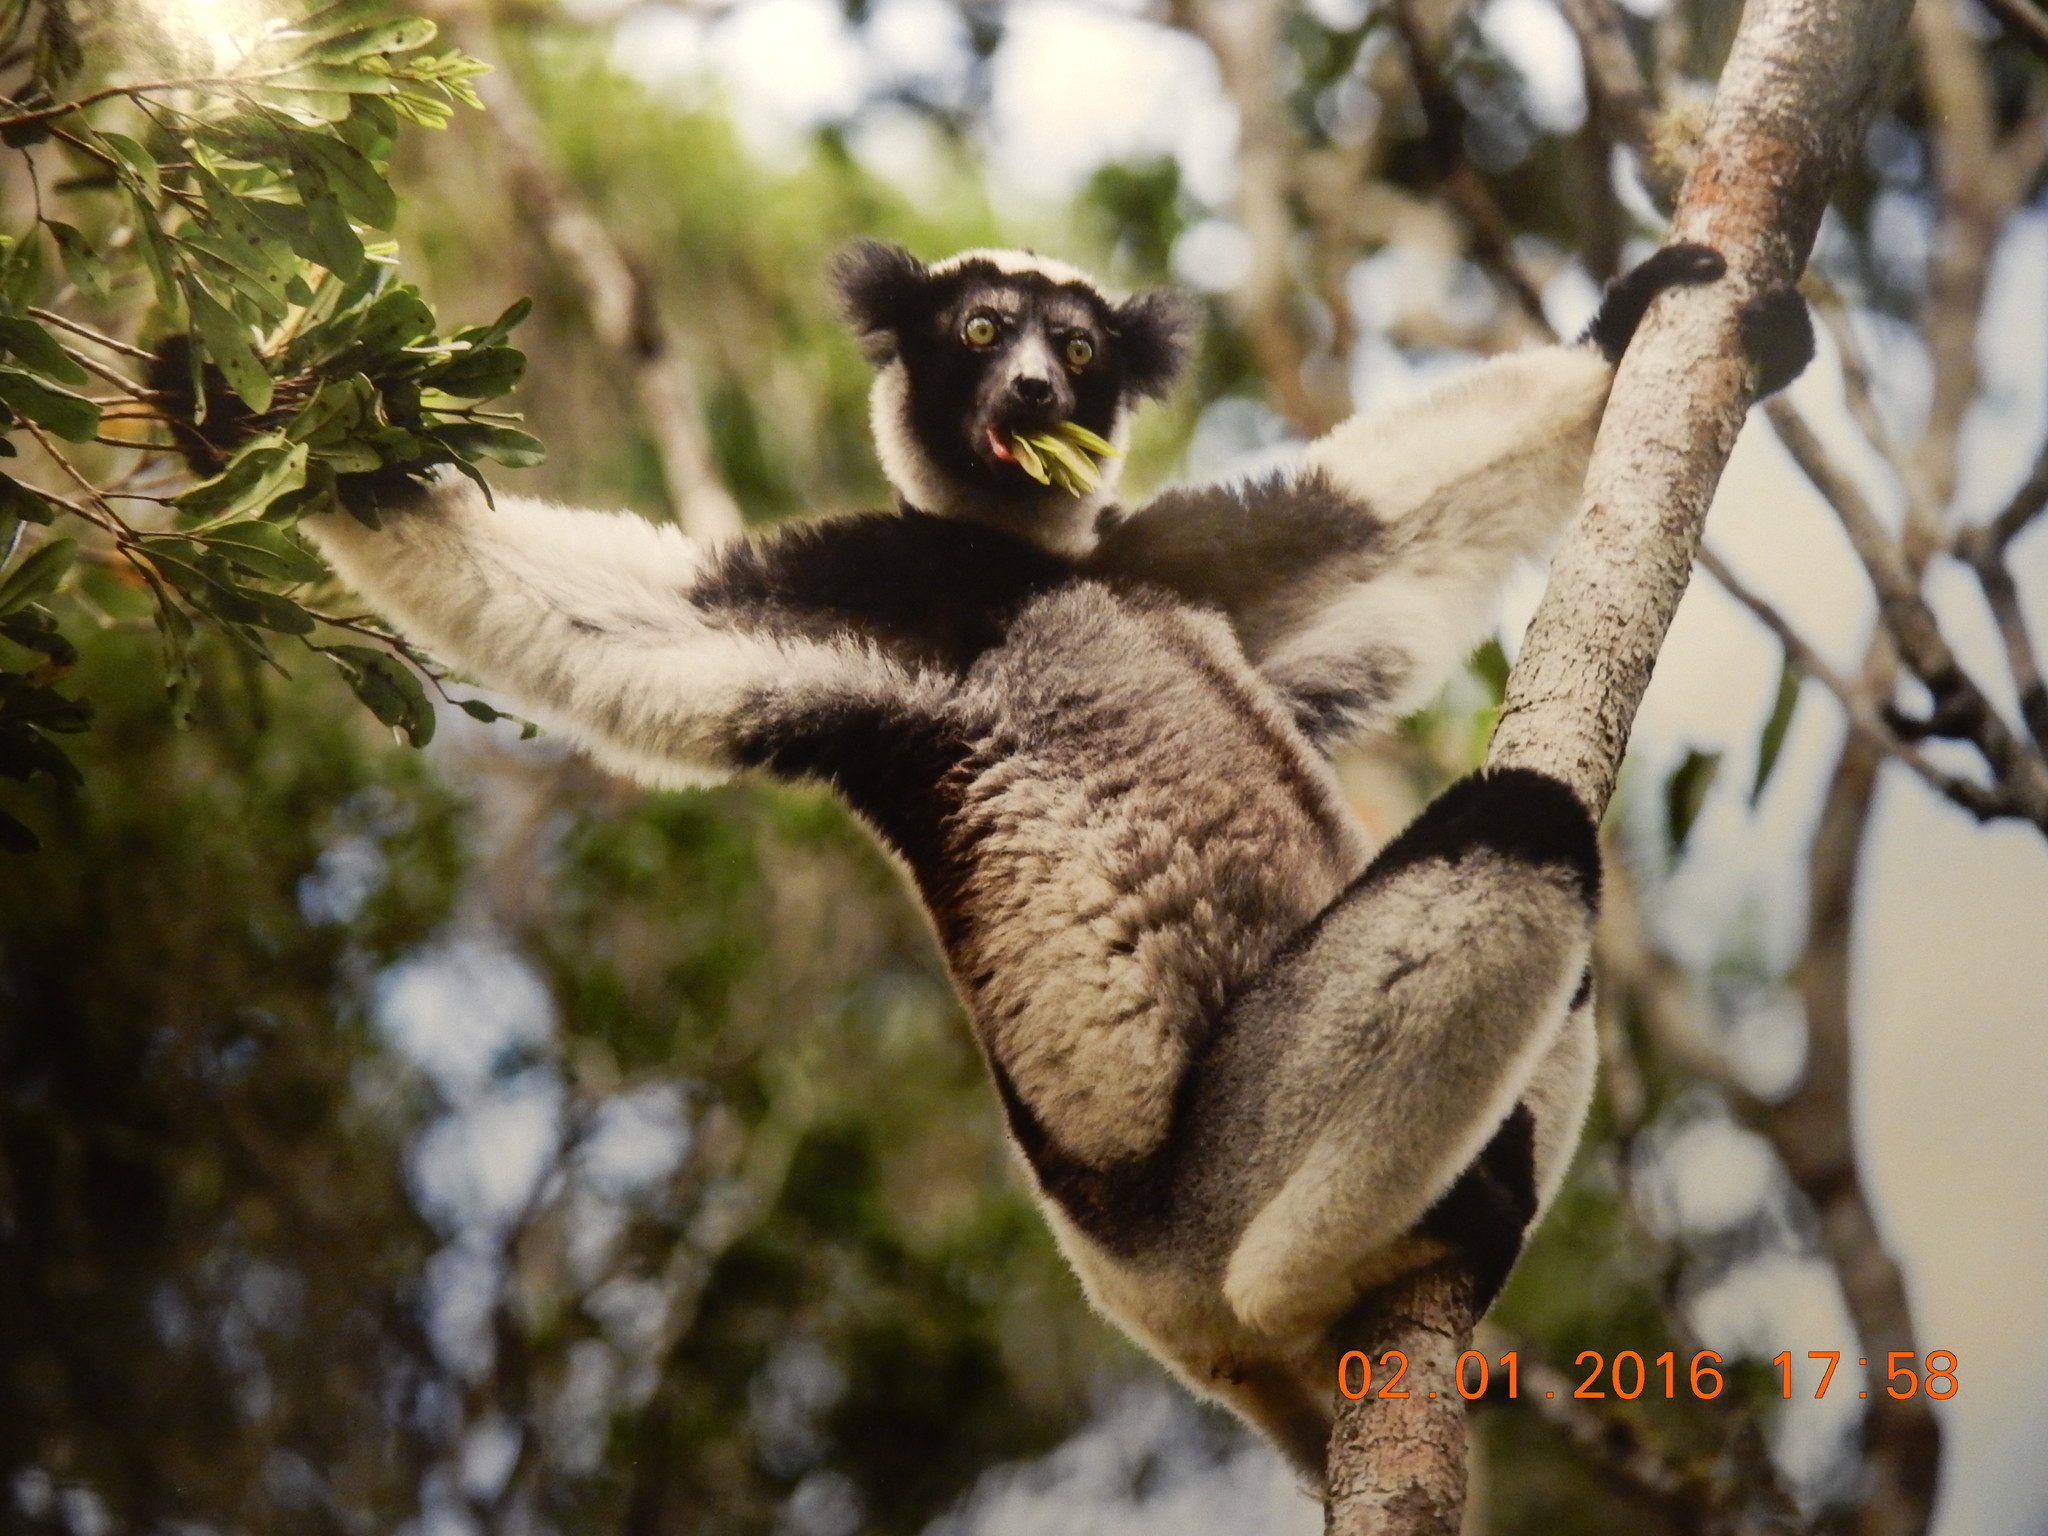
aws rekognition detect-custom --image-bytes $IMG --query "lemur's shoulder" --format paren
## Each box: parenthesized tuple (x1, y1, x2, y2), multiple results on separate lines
(693, 506, 1077, 674)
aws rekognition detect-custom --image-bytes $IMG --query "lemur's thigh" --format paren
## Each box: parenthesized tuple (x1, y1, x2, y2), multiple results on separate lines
(1164, 771, 1601, 1340)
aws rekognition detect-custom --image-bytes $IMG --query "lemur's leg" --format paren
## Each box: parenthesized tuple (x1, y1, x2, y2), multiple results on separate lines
(307, 476, 941, 789)
(1167, 769, 1603, 1342)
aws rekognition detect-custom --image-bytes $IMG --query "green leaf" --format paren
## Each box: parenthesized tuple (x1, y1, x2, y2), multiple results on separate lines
(0, 608, 77, 666)
(454, 296, 533, 351)
(322, 643, 435, 746)
(265, 63, 399, 98)
(126, 191, 181, 312)
(1751, 655, 1802, 805)
(0, 472, 55, 525)
(305, 16, 436, 61)
(0, 718, 82, 785)
(351, 286, 435, 353)
(289, 132, 397, 227)
(204, 519, 327, 583)
(0, 675, 91, 732)
(285, 373, 374, 444)
(144, 546, 312, 635)
(281, 0, 392, 46)
(431, 421, 545, 468)
(295, 169, 366, 279)
(101, 131, 160, 198)
(1665, 748, 1722, 858)
(0, 368, 99, 442)
(174, 438, 308, 521)
(184, 282, 275, 413)
(46, 222, 110, 303)
(0, 537, 74, 614)
(144, 574, 199, 730)
(0, 318, 86, 385)
(455, 697, 506, 723)
(420, 343, 524, 399)
(180, 237, 292, 323)
(1468, 637, 1510, 706)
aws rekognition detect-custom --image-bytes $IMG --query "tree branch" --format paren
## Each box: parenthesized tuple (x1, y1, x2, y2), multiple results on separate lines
(1321, 5, 1916, 1531)
(1699, 545, 2022, 821)
(1765, 398, 2048, 829)
(422, 0, 743, 544)
(1487, 0, 1913, 811)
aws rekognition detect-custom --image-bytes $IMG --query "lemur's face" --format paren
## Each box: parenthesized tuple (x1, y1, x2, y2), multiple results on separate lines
(834, 243, 1192, 542)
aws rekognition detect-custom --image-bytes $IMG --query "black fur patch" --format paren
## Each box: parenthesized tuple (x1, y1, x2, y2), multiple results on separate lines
(832, 240, 931, 363)
(696, 509, 1073, 675)
(1739, 288, 1815, 399)
(1581, 243, 1725, 363)
(1089, 469, 1386, 618)
(1568, 964, 1594, 1013)
(736, 693, 970, 902)
(1109, 288, 1196, 400)
(983, 1052, 1169, 1254)
(1364, 767, 1602, 912)
(1416, 1102, 1538, 1314)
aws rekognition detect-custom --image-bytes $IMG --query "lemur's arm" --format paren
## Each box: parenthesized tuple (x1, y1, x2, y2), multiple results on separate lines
(305, 476, 935, 788)
(1090, 247, 1807, 745)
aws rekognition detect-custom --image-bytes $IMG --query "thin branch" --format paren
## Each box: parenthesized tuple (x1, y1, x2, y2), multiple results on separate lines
(1383, 0, 1555, 334)
(0, 70, 297, 130)
(1172, 0, 1351, 433)
(1981, 0, 2048, 60)
(1954, 445, 2048, 750)
(1553, 0, 1681, 208)
(27, 307, 156, 362)
(421, 0, 743, 544)
(1766, 398, 2048, 825)
(1699, 545, 2024, 823)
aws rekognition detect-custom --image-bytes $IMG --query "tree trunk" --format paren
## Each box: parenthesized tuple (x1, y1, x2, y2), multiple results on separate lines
(1322, 1, 1916, 1528)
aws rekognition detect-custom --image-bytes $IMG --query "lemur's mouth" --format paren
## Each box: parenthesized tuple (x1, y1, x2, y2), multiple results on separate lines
(987, 422, 1119, 496)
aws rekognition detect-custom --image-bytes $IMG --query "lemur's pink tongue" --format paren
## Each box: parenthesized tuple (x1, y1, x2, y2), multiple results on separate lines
(987, 427, 1016, 464)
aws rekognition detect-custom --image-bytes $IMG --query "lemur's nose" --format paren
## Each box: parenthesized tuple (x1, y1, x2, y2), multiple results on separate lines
(1013, 376, 1054, 406)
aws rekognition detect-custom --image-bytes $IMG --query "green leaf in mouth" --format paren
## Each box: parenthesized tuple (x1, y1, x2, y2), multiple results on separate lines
(1010, 420, 1120, 496)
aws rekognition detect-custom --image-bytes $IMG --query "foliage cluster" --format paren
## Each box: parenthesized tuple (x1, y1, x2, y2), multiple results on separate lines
(0, 0, 537, 851)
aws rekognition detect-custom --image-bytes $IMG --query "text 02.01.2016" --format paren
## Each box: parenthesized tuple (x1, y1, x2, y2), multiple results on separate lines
(1337, 1349, 1960, 1401)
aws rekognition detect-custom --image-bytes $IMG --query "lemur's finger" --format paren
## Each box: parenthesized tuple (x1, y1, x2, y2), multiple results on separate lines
(1582, 242, 1727, 362)
(1738, 288, 1815, 399)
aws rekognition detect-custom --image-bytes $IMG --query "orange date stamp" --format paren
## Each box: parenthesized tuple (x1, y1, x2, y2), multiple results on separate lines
(1337, 1349, 1959, 1402)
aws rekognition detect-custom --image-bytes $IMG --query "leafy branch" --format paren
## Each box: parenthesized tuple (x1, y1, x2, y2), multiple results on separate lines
(0, 0, 543, 850)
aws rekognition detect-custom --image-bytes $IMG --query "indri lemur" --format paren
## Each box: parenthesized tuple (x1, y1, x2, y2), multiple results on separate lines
(308, 241, 1810, 1482)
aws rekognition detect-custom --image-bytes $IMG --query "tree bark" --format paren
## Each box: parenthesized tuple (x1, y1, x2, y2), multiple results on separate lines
(424, 0, 744, 544)
(1322, 2, 1915, 1529)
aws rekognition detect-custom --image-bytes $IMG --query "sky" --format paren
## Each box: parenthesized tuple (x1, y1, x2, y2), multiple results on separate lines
(362, 1, 2048, 1531)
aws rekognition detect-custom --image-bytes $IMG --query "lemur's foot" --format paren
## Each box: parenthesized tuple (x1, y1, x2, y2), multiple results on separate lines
(1738, 286, 1815, 399)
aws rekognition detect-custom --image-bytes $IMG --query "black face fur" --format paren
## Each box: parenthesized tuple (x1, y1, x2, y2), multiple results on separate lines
(833, 242, 1193, 507)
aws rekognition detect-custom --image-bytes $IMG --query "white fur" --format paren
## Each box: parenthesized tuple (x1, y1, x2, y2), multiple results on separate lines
(308, 477, 943, 788)
(928, 246, 1108, 292)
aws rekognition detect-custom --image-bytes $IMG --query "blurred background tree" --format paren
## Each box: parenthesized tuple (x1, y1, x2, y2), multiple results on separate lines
(4, 1, 2047, 1534)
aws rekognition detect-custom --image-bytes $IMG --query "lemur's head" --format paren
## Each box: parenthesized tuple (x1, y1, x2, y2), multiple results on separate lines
(833, 242, 1193, 553)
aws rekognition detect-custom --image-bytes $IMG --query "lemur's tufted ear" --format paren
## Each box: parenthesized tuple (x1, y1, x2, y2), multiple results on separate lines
(833, 241, 930, 362)
(1112, 288, 1197, 401)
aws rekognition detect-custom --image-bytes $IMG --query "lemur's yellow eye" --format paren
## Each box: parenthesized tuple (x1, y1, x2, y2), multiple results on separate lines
(963, 313, 998, 347)
(1064, 336, 1094, 369)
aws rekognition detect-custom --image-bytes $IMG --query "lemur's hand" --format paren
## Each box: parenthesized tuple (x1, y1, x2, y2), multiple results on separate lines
(1581, 242, 1813, 399)
(1737, 287, 1814, 399)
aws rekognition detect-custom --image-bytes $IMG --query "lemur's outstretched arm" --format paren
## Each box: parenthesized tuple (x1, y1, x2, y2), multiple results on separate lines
(1090, 247, 1809, 745)
(307, 481, 946, 790)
